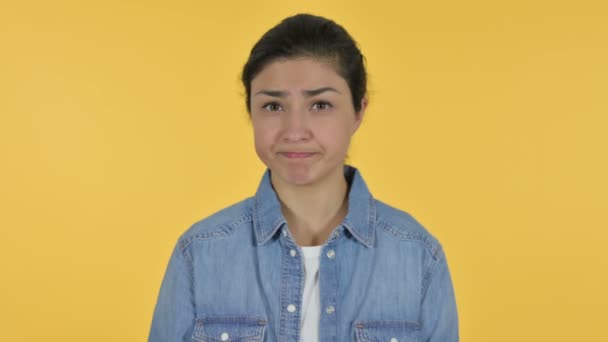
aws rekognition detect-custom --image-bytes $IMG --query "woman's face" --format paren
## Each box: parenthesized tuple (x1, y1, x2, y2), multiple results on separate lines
(250, 57, 366, 188)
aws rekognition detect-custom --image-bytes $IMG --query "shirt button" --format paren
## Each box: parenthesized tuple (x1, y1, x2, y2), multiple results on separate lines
(287, 304, 296, 313)
(220, 332, 230, 341)
(325, 305, 335, 314)
(390, 338, 398, 342)
(326, 249, 335, 259)
(290, 249, 297, 257)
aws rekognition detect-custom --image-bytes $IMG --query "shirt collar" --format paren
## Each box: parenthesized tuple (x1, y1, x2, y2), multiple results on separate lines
(253, 165, 376, 247)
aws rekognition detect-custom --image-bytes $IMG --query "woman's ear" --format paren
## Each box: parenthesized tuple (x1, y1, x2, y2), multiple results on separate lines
(352, 97, 368, 134)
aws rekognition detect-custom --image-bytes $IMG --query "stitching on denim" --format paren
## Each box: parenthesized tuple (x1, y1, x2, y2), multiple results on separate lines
(355, 319, 421, 329)
(221, 214, 253, 236)
(343, 221, 372, 248)
(178, 213, 254, 250)
(277, 240, 304, 341)
(199, 315, 267, 324)
(420, 246, 444, 301)
(334, 242, 341, 339)
(354, 320, 420, 342)
(279, 241, 289, 340)
(193, 315, 266, 341)
(194, 326, 264, 341)
(252, 196, 262, 242)
(257, 216, 285, 245)
(172, 243, 196, 322)
(368, 196, 376, 246)
(354, 323, 377, 342)
(253, 196, 285, 244)
(376, 220, 439, 258)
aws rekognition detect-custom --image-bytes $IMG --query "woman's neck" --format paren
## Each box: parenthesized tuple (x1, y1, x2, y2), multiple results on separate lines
(271, 167, 349, 246)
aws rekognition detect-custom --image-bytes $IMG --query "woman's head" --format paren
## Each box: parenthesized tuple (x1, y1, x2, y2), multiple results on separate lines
(243, 14, 368, 188)
(242, 13, 367, 113)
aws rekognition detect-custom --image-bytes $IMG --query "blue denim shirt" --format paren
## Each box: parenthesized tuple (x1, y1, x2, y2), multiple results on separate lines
(149, 165, 458, 342)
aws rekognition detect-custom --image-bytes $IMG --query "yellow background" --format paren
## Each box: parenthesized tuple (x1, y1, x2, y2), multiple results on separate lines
(1, 0, 607, 340)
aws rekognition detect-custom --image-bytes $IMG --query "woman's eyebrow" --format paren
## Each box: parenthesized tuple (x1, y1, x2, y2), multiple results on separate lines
(254, 90, 288, 97)
(254, 87, 341, 98)
(302, 87, 341, 97)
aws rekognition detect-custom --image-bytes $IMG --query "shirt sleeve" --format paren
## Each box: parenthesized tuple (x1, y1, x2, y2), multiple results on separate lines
(420, 245, 459, 342)
(148, 241, 196, 342)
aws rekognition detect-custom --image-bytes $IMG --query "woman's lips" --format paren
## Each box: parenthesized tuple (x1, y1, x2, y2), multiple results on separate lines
(280, 152, 316, 159)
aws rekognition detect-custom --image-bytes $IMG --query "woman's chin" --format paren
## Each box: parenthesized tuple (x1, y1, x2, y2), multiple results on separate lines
(280, 171, 316, 187)
(269, 159, 345, 188)
(270, 165, 318, 187)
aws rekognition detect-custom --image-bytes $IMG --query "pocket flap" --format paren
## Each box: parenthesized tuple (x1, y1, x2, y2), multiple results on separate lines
(192, 315, 267, 342)
(354, 320, 420, 342)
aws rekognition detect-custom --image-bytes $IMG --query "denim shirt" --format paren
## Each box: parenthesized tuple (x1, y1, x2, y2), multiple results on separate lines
(149, 165, 458, 342)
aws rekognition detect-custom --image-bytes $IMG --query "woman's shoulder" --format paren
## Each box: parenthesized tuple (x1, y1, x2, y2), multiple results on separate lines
(176, 197, 255, 249)
(374, 199, 442, 255)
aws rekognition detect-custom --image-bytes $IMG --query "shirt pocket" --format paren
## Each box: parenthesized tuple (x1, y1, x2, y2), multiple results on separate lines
(354, 320, 421, 342)
(192, 315, 267, 342)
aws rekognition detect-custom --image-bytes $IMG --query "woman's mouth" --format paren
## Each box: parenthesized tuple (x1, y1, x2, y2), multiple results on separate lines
(280, 152, 317, 159)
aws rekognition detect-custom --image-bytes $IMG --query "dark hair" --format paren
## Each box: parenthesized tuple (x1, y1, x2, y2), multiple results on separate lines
(241, 13, 367, 113)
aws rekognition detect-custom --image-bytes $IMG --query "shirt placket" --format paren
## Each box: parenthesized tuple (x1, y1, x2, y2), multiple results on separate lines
(318, 228, 341, 342)
(279, 227, 305, 342)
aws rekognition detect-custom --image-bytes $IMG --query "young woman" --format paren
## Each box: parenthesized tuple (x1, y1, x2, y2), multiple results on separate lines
(149, 13, 458, 342)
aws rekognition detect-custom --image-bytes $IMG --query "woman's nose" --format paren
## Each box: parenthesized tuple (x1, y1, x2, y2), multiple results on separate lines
(282, 109, 311, 142)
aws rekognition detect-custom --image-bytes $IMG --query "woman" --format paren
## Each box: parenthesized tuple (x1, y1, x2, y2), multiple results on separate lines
(149, 13, 458, 342)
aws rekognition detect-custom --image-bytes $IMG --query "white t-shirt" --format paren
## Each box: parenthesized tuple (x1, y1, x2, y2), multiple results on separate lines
(299, 245, 322, 342)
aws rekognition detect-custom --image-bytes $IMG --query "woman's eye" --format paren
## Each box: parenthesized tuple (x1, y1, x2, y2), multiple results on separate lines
(262, 102, 283, 111)
(312, 101, 331, 110)
(311, 101, 332, 111)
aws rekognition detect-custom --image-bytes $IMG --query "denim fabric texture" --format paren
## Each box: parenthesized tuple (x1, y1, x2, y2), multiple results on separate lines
(149, 165, 458, 342)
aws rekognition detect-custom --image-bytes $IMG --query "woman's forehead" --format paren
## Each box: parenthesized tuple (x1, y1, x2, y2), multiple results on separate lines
(251, 57, 348, 92)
